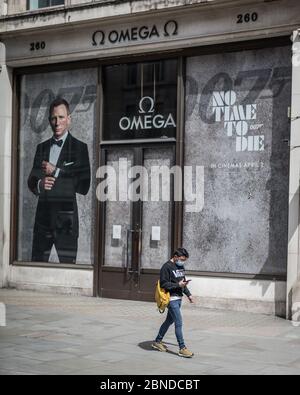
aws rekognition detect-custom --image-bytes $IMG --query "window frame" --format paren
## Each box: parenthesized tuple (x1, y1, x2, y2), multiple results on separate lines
(10, 36, 290, 281)
(27, 0, 65, 11)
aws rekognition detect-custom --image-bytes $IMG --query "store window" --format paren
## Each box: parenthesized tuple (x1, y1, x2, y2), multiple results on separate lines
(17, 68, 97, 265)
(27, 0, 64, 10)
(102, 59, 177, 141)
(184, 45, 291, 276)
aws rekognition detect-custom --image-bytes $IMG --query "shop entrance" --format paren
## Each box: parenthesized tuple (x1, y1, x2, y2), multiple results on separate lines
(98, 144, 175, 301)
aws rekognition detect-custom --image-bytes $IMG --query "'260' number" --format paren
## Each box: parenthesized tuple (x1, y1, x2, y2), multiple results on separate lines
(237, 13, 258, 24)
(30, 41, 46, 51)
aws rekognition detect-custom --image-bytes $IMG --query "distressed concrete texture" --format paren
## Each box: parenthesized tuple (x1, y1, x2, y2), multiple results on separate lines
(184, 46, 291, 275)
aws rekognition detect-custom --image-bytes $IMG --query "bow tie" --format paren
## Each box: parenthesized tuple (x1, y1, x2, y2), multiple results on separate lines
(51, 138, 63, 147)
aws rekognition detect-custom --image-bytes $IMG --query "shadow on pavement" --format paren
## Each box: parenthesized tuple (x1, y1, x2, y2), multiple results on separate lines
(138, 341, 178, 356)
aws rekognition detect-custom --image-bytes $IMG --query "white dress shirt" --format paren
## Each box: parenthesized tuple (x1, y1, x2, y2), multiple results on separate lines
(50, 131, 69, 177)
(37, 131, 69, 194)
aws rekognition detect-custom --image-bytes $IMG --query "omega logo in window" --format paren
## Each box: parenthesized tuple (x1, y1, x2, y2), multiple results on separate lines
(119, 96, 176, 132)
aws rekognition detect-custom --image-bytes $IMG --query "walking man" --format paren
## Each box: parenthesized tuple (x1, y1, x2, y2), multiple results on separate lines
(152, 247, 194, 358)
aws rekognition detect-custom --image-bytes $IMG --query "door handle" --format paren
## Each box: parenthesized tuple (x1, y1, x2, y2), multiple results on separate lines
(137, 228, 142, 278)
(126, 228, 142, 276)
(126, 229, 135, 275)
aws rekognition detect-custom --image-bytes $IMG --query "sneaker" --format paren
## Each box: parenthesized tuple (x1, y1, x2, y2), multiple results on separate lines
(151, 341, 168, 352)
(178, 347, 194, 358)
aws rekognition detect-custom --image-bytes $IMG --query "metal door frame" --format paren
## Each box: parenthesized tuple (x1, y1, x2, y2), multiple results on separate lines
(94, 56, 185, 298)
(97, 142, 176, 300)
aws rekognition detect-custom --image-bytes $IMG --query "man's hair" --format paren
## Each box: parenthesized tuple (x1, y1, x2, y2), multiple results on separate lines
(49, 98, 70, 117)
(173, 247, 189, 259)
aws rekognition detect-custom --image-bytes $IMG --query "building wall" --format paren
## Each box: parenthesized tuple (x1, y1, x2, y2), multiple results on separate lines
(1, 0, 211, 16)
(0, 0, 300, 317)
(288, 31, 300, 321)
(8, 265, 93, 295)
(186, 276, 286, 316)
(7, 0, 26, 14)
(0, 1, 6, 16)
(4, 0, 91, 15)
(0, 43, 12, 288)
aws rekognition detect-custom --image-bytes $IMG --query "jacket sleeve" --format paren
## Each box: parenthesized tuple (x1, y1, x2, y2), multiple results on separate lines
(27, 144, 44, 196)
(58, 142, 91, 195)
(183, 286, 192, 298)
(160, 264, 181, 292)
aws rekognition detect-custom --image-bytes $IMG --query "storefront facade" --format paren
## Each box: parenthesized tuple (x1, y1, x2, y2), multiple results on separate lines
(1, 0, 300, 319)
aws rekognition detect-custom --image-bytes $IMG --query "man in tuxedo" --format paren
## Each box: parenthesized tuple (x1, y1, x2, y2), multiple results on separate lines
(28, 98, 91, 263)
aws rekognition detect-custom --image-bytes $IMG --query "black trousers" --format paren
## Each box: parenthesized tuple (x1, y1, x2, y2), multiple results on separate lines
(32, 231, 78, 264)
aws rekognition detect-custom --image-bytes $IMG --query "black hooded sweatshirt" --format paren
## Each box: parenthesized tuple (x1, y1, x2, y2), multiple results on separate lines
(159, 260, 191, 298)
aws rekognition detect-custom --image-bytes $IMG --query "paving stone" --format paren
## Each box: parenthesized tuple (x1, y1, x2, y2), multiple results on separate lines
(1, 288, 300, 375)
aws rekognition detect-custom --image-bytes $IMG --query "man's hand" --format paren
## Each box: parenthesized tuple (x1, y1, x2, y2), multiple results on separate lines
(42, 161, 56, 176)
(188, 295, 194, 304)
(41, 176, 56, 191)
(179, 280, 189, 288)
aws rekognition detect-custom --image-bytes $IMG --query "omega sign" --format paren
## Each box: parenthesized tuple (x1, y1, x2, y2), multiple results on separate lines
(92, 20, 178, 46)
(119, 96, 176, 132)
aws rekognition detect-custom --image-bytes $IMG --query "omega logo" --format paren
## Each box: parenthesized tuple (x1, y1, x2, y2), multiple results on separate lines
(164, 20, 178, 37)
(92, 20, 178, 47)
(119, 96, 176, 132)
(139, 96, 155, 114)
(92, 31, 105, 46)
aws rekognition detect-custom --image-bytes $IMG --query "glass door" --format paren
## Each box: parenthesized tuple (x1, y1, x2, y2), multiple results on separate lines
(98, 144, 175, 301)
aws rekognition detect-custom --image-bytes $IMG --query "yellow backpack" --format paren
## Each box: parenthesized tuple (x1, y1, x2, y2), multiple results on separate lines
(155, 280, 170, 313)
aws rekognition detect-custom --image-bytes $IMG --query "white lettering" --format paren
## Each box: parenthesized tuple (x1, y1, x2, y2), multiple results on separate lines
(128, 166, 148, 202)
(246, 104, 257, 120)
(212, 106, 224, 122)
(250, 123, 263, 130)
(119, 117, 131, 131)
(224, 90, 236, 106)
(144, 114, 152, 129)
(236, 135, 265, 152)
(119, 96, 176, 132)
(119, 158, 129, 201)
(153, 114, 165, 128)
(224, 121, 236, 137)
(150, 165, 171, 202)
(258, 135, 265, 151)
(211, 90, 263, 152)
(99, 379, 135, 393)
(184, 165, 204, 213)
(130, 116, 143, 130)
(212, 91, 225, 107)
(236, 120, 248, 136)
(0, 303, 6, 327)
(236, 136, 248, 152)
(164, 113, 176, 128)
(96, 165, 117, 201)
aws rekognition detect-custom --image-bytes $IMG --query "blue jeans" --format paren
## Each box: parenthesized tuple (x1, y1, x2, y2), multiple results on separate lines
(155, 299, 185, 350)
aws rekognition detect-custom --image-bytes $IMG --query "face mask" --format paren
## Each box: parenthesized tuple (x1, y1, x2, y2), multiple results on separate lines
(175, 260, 185, 268)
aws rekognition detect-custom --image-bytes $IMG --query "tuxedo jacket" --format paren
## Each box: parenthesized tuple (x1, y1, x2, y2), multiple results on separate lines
(28, 133, 91, 238)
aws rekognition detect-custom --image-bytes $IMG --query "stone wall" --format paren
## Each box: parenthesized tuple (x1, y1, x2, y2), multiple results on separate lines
(7, 0, 26, 14)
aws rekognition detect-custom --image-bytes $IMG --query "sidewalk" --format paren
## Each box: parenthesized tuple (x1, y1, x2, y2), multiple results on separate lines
(0, 288, 300, 375)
